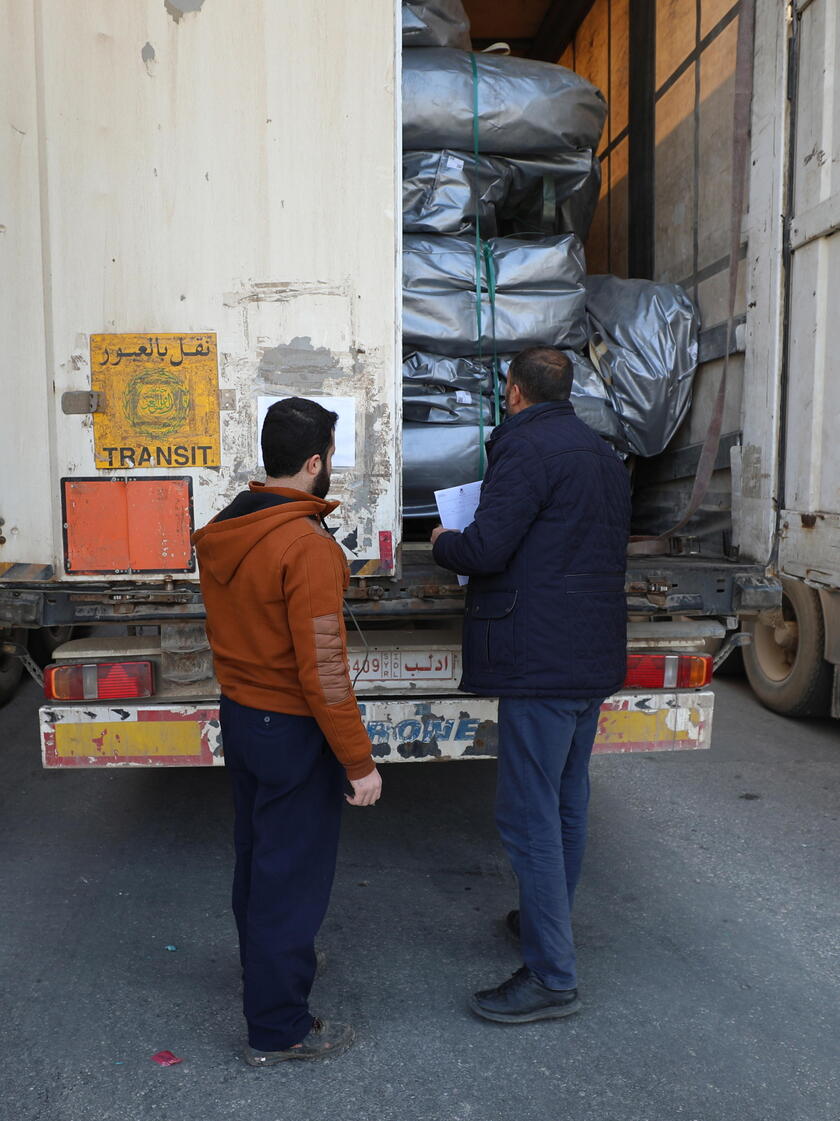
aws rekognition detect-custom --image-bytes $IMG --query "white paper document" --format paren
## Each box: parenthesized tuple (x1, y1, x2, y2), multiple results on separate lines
(257, 395, 357, 469)
(434, 479, 482, 586)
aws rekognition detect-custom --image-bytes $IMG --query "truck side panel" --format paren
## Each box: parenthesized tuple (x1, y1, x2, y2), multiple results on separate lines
(0, 2, 55, 567)
(781, 0, 840, 587)
(0, 0, 400, 576)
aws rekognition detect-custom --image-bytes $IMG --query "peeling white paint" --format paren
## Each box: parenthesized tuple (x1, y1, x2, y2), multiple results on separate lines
(3, 1, 399, 575)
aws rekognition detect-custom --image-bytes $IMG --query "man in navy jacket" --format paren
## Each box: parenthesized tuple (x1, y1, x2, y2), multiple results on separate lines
(432, 347, 631, 1024)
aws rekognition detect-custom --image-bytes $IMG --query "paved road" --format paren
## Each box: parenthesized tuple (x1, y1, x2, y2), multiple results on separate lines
(2, 676, 839, 1121)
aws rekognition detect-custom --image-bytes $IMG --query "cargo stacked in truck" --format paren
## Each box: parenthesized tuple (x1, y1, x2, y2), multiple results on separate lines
(400, 8, 609, 515)
(399, 4, 704, 518)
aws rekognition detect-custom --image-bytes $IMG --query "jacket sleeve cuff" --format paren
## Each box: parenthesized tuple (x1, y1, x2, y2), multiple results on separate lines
(344, 755, 376, 781)
(432, 530, 462, 571)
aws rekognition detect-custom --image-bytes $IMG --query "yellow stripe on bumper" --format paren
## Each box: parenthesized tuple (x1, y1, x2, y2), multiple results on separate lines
(54, 720, 201, 759)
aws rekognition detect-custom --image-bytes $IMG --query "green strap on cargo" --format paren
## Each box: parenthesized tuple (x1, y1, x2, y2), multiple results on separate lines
(482, 241, 502, 427)
(471, 54, 483, 359)
(470, 54, 486, 475)
(470, 55, 501, 475)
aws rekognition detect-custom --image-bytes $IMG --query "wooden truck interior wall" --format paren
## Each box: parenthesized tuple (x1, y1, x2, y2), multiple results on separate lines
(463, 0, 745, 555)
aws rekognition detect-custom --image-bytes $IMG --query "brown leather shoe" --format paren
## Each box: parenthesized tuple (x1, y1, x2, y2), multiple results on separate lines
(243, 1018, 354, 1066)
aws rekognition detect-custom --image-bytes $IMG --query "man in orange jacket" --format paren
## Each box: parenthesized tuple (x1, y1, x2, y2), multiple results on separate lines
(193, 397, 380, 1066)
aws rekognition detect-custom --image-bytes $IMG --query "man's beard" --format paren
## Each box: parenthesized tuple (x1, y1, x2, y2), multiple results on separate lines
(312, 463, 331, 499)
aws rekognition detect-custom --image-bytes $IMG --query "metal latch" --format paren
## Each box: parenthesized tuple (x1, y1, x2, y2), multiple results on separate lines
(61, 391, 101, 415)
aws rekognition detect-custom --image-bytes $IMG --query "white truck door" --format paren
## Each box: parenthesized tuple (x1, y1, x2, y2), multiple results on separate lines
(0, 0, 400, 584)
(781, 0, 840, 584)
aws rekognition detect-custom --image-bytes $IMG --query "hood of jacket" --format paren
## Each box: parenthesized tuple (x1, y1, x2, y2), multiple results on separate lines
(191, 482, 339, 586)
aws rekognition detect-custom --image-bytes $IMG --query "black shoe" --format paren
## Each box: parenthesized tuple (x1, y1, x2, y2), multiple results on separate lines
(504, 909, 520, 945)
(469, 966, 581, 1024)
(243, 1018, 354, 1065)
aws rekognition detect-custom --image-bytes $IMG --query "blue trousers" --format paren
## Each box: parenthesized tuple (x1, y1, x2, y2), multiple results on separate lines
(220, 695, 344, 1051)
(496, 696, 604, 990)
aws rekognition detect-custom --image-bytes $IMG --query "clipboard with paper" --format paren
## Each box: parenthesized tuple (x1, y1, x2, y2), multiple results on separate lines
(434, 480, 483, 586)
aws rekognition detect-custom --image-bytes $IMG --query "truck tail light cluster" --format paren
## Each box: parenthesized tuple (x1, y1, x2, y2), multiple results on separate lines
(44, 661, 154, 701)
(623, 653, 712, 690)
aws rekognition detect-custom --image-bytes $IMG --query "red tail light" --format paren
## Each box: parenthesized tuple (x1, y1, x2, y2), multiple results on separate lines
(44, 661, 154, 701)
(623, 653, 712, 690)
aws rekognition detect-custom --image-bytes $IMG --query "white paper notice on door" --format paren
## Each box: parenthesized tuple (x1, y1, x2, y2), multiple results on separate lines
(434, 478, 483, 586)
(257, 395, 357, 469)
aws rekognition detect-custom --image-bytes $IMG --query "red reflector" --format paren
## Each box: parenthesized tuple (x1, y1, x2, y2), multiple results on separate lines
(623, 653, 712, 690)
(44, 661, 154, 701)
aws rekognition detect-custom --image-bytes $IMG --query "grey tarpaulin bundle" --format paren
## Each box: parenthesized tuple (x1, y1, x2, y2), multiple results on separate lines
(403, 48, 608, 155)
(398, 10, 698, 516)
(403, 149, 601, 241)
(401, 274, 701, 514)
(403, 234, 588, 356)
(401, 350, 632, 516)
(403, 351, 624, 442)
(402, 0, 471, 49)
(585, 276, 698, 458)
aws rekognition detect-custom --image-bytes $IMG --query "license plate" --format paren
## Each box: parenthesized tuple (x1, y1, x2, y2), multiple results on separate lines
(348, 648, 458, 683)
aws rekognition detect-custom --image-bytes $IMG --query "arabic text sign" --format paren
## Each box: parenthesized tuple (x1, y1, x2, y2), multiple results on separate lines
(90, 334, 221, 469)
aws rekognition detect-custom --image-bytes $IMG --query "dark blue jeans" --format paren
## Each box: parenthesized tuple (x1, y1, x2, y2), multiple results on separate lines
(220, 695, 344, 1051)
(496, 696, 604, 990)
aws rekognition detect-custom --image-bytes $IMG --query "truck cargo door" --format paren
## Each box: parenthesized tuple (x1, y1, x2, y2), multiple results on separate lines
(779, 0, 840, 586)
(1, 1, 401, 582)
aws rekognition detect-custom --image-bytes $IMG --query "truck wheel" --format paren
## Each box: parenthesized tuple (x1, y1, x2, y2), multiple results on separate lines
(742, 578, 832, 717)
(0, 628, 27, 708)
(29, 624, 76, 668)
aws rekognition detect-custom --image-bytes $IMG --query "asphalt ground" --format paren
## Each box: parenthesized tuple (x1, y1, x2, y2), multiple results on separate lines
(1, 675, 839, 1121)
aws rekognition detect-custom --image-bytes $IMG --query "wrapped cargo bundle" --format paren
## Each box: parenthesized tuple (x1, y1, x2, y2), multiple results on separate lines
(564, 350, 631, 453)
(403, 149, 601, 240)
(403, 49, 607, 155)
(585, 276, 699, 457)
(403, 387, 496, 426)
(402, 0, 471, 50)
(401, 350, 629, 515)
(402, 388, 496, 517)
(403, 233, 588, 356)
(403, 350, 499, 393)
(537, 154, 602, 243)
(402, 351, 620, 446)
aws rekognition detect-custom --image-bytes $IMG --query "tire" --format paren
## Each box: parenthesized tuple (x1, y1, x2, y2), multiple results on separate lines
(0, 627, 27, 708)
(742, 577, 832, 717)
(28, 624, 76, 668)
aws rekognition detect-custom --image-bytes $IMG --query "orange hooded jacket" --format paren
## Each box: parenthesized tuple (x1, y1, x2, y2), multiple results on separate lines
(192, 482, 374, 780)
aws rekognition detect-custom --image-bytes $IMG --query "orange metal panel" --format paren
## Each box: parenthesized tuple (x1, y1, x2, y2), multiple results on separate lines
(63, 479, 131, 573)
(126, 478, 193, 570)
(62, 478, 194, 573)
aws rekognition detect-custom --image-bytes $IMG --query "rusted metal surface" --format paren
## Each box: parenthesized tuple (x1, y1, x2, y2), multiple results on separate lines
(1, 553, 779, 628)
(40, 704, 223, 768)
(40, 690, 713, 768)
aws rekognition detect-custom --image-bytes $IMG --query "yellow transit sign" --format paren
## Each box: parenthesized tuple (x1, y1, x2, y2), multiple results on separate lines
(90, 333, 221, 469)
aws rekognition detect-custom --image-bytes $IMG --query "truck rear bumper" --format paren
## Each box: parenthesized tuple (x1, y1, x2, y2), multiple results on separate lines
(40, 691, 713, 768)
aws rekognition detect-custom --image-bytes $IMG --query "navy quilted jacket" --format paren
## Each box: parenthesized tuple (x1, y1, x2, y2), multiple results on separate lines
(432, 401, 631, 698)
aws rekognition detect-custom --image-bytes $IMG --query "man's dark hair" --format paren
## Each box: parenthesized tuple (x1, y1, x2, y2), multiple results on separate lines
(507, 347, 573, 404)
(261, 397, 338, 477)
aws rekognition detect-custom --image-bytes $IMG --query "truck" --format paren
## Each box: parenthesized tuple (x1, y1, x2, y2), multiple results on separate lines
(2, 0, 826, 771)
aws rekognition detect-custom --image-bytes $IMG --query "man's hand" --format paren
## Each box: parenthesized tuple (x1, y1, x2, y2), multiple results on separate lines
(431, 525, 457, 546)
(346, 766, 382, 807)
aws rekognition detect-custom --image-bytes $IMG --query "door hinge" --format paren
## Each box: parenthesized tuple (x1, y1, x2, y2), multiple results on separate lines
(61, 391, 101, 415)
